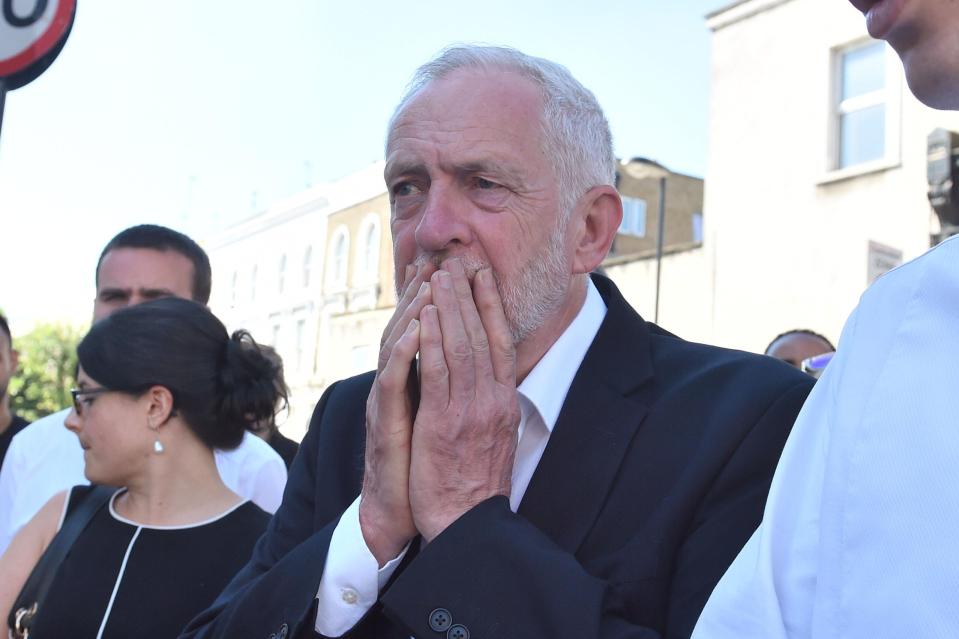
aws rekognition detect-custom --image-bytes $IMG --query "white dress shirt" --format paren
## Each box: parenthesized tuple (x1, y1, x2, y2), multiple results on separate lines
(0, 408, 288, 555)
(315, 279, 608, 636)
(693, 234, 959, 638)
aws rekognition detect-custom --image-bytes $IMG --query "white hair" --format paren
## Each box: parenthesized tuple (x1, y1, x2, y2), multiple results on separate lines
(387, 44, 616, 218)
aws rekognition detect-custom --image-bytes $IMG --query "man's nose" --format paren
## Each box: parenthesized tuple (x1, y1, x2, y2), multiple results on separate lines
(413, 183, 472, 252)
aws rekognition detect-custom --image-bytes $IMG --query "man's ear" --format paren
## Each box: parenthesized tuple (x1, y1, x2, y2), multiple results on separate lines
(144, 385, 176, 428)
(570, 184, 622, 275)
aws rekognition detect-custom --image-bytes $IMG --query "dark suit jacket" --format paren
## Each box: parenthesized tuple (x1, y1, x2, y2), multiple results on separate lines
(182, 275, 813, 639)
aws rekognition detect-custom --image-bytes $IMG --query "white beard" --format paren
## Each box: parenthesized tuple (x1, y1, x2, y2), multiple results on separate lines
(409, 222, 570, 345)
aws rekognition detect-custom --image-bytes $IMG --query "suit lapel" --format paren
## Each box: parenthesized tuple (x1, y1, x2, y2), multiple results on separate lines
(518, 275, 654, 555)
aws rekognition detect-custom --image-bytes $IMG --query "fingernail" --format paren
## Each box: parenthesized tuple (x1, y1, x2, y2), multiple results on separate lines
(408, 318, 419, 332)
(418, 281, 429, 296)
(437, 271, 452, 289)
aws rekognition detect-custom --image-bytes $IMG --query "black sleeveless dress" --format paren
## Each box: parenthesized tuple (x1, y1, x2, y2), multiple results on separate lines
(30, 485, 268, 638)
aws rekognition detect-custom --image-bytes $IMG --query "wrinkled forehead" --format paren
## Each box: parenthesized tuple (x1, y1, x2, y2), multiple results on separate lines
(386, 68, 547, 150)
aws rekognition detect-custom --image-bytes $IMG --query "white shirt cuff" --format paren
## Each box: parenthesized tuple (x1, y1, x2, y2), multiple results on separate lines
(314, 496, 409, 636)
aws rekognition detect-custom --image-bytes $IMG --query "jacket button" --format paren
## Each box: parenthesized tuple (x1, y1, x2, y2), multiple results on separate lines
(448, 624, 470, 639)
(429, 608, 453, 632)
(276, 623, 289, 639)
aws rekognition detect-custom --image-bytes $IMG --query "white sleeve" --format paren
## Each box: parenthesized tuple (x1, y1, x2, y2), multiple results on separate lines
(314, 496, 408, 637)
(0, 436, 22, 555)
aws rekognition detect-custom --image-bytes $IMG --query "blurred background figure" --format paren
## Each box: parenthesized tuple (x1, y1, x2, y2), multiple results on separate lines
(764, 329, 834, 370)
(250, 345, 299, 470)
(0, 315, 28, 471)
(0, 225, 286, 556)
(0, 298, 282, 639)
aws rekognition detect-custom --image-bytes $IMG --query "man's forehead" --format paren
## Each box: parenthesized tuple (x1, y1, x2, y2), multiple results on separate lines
(389, 69, 543, 139)
(97, 247, 194, 292)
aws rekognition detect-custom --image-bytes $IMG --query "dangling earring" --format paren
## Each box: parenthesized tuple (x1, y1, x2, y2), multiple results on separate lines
(153, 439, 165, 454)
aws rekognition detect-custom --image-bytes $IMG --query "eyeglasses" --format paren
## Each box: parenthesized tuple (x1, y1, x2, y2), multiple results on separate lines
(70, 387, 113, 416)
(801, 352, 835, 379)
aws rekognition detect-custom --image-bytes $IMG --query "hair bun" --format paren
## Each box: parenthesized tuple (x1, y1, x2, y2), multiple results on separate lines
(215, 330, 284, 446)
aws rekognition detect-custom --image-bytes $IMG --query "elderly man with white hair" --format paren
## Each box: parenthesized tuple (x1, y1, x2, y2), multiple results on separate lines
(183, 45, 812, 639)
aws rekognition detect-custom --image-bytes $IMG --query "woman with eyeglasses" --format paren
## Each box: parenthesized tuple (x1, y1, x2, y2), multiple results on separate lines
(0, 297, 285, 638)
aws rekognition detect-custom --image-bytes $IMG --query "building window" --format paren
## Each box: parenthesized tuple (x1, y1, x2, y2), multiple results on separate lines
(278, 254, 287, 294)
(251, 265, 258, 301)
(303, 246, 312, 288)
(351, 344, 374, 375)
(231, 271, 238, 305)
(295, 318, 306, 372)
(357, 214, 380, 284)
(619, 196, 647, 237)
(692, 212, 703, 243)
(835, 41, 889, 169)
(328, 226, 350, 289)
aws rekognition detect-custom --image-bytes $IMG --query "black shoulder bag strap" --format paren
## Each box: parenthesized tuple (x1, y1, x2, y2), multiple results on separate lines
(9, 484, 114, 638)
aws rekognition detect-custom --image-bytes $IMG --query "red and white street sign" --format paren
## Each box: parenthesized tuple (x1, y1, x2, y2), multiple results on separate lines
(0, 0, 76, 86)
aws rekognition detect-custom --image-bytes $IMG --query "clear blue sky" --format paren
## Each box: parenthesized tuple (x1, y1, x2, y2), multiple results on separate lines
(1, 0, 728, 332)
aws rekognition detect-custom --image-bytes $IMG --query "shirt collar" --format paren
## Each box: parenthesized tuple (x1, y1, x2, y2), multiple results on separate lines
(518, 278, 607, 434)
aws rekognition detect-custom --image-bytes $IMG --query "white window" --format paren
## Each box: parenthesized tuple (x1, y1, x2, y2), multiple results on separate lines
(295, 318, 306, 372)
(832, 41, 898, 170)
(692, 212, 703, 243)
(251, 265, 258, 301)
(619, 196, 647, 237)
(350, 344, 374, 375)
(303, 246, 312, 288)
(356, 214, 380, 284)
(328, 226, 350, 289)
(278, 254, 287, 294)
(231, 271, 238, 304)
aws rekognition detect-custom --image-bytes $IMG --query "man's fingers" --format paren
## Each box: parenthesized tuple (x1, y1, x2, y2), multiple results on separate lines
(376, 318, 422, 428)
(380, 263, 437, 361)
(379, 280, 433, 370)
(430, 268, 475, 397)
(417, 304, 450, 411)
(474, 267, 516, 385)
(445, 259, 494, 382)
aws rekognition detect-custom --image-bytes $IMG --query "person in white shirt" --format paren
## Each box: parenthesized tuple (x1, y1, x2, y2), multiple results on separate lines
(692, 1, 959, 637)
(0, 224, 286, 555)
(183, 45, 812, 639)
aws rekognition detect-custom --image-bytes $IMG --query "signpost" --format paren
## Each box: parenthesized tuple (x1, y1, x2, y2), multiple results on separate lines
(0, 0, 76, 141)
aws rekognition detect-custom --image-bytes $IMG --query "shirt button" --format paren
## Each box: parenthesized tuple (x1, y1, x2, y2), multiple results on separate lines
(341, 587, 359, 605)
(429, 608, 453, 632)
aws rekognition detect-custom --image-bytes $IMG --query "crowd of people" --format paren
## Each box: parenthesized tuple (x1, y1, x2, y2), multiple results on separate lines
(0, 0, 956, 636)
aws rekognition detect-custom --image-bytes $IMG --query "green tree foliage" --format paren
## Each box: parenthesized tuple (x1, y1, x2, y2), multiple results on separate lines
(9, 323, 87, 422)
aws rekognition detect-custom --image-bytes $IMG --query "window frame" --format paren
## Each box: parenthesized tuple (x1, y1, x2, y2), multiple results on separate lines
(824, 39, 901, 180)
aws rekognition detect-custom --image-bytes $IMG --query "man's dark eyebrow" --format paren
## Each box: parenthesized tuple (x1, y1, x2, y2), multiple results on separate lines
(139, 288, 176, 298)
(97, 287, 130, 299)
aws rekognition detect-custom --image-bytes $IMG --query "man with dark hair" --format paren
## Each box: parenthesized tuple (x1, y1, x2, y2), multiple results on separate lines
(183, 45, 812, 639)
(694, 1, 959, 636)
(764, 329, 834, 369)
(0, 225, 287, 555)
(94, 223, 213, 307)
(0, 314, 28, 470)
